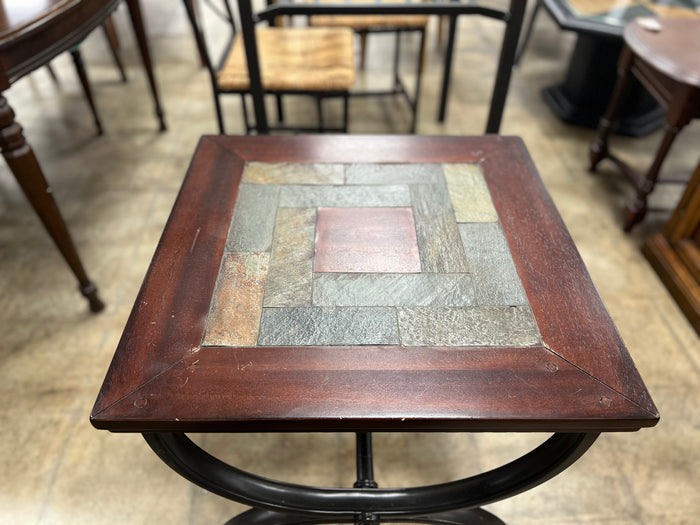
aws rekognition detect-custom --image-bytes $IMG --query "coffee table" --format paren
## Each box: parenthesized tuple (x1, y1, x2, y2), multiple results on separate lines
(91, 135, 658, 524)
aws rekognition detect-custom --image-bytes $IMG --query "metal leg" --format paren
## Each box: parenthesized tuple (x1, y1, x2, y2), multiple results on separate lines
(0, 95, 104, 313)
(485, 0, 526, 133)
(276, 95, 285, 123)
(343, 94, 350, 133)
(238, 0, 268, 133)
(143, 432, 598, 523)
(70, 48, 104, 135)
(513, 0, 541, 67)
(316, 97, 324, 132)
(410, 28, 426, 134)
(437, 15, 457, 123)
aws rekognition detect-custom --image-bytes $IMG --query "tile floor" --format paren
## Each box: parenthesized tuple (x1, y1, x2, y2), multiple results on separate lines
(1, 1, 699, 524)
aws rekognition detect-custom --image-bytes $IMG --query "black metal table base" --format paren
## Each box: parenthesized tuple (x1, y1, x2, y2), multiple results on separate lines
(143, 432, 598, 524)
(226, 507, 505, 524)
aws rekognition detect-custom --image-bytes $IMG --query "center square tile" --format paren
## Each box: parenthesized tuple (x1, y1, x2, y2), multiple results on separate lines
(314, 207, 421, 273)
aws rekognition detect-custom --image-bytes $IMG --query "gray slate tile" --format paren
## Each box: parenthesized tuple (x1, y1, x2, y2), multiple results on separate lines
(279, 185, 411, 207)
(459, 223, 528, 306)
(313, 273, 476, 307)
(262, 208, 315, 307)
(345, 163, 445, 185)
(258, 307, 399, 346)
(397, 306, 541, 346)
(410, 183, 469, 273)
(226, 183, 279, 252)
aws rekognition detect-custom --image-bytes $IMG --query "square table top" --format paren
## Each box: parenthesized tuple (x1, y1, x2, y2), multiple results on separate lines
(91, 135, 659, 434)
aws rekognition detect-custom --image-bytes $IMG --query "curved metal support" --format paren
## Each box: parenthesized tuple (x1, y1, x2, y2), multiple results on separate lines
(225, 507, 506, 524)
(143, 432, 598, 521)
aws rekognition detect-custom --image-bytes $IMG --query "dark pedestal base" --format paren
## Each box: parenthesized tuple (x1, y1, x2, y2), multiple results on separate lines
(542, 33, 665, 136)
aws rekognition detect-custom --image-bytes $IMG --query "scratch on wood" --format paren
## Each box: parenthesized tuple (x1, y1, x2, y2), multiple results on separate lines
(189, 228, 202, 254)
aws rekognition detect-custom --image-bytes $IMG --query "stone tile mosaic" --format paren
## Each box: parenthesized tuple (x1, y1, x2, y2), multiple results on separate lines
(279, 184, 411, 207)
(203, 252, 269, 346)
(257, 307, 400, 346)
(226, 184, 279, 252)
(207, 162, 539, 348)
(314, 207, 421, 273)
(397, 306, 541, 347)
(263, 208, 316, 307)
(443, 163, 499, 223)
(243, 163, 345, 185)
(313, 273, 476, 307)
(458, 223, 528, 306)
(410, 182, 470, 273)
(345, 163, 445, 185)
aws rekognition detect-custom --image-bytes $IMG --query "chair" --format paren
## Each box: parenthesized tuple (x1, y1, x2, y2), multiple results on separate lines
(183, 0, 355, 133)
(589, 17, 700, 231)
(308, 0, 428, 132)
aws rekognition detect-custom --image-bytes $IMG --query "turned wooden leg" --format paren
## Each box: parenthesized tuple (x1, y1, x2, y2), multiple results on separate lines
(102, 15, 129, 82)
(124, 0, 167, 131)
(70, 48, 104, 135)
(589, 46, 634, 171)
(0, 96, 104, 312)
(623, 121, 682, 232)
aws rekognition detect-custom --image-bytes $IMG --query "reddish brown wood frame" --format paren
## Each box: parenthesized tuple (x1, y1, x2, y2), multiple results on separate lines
(91, 135, 659, 433)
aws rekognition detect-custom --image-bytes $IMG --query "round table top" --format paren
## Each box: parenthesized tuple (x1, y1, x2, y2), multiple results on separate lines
(624, 17, 700, 88)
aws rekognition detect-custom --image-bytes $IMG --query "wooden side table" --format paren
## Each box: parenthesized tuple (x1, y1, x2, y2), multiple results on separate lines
(643, 160, 700, 334)
(0, 0, 166, 311)
(589, 17, 700, 231)
(92, 136, 658, 524)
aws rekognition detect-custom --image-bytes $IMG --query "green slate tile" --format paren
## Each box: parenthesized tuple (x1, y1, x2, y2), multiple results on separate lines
(279, 184, 411, 207)
(459, 223, 528, 306)
(313, 273, 476, 307)
(410, 182, 469, 273)
(345, 163, 445, 185)
(226, 183, 279, 252)
(258, 307, 399, 346)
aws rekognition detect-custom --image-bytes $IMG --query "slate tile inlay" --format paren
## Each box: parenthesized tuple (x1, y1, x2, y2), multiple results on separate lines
(244, 162, 345, 185)
(345, 163, 445, 185)
(314, 207, 421, 273)
(203, 252, 269, 347)
(226, 183, 279, 252)
(280, 185, 410, 208)
(410, 183, 469, 273)
(258, 307, 399, 346)
(443, 163, 498, 223)
(459, 223, 528, 306)
(313, 273, 476, 307)
(207, 161, 541, 348)
(263, 208, 316, 307)
(397, 306, 541, 347)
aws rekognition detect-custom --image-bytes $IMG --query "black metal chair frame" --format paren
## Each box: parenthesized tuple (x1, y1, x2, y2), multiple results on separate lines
(239, 0, 528, 134)
(183, 0, 351, 134)
(306, 6, 427, 133)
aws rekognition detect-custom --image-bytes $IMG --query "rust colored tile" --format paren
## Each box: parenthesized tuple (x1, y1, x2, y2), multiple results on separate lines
(202, 252, 269, 346)
(314, 207, 421, 273)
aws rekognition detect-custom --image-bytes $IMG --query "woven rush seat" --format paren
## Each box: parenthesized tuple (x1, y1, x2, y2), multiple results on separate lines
(217, 27, 355, 92)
